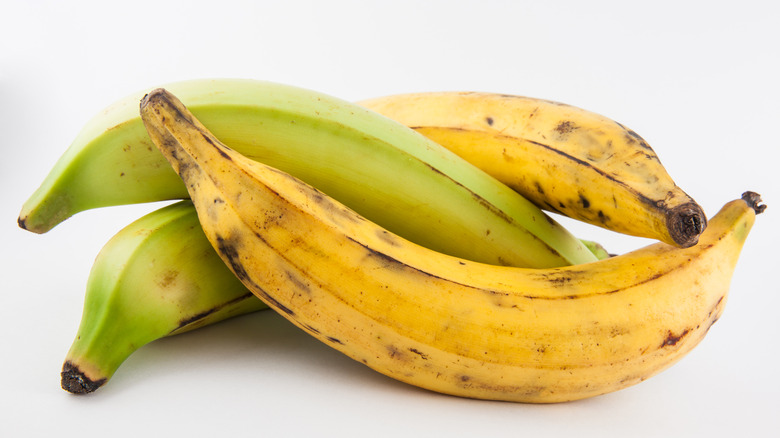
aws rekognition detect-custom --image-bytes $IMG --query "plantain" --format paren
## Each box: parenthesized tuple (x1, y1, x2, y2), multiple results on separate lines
(60, 201, 263, 393)
(139, 88, 761, 403)
(360, 91, 707, 247)
(19, 79, 597, 268)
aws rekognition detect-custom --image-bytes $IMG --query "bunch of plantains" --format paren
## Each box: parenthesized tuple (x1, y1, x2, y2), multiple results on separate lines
(19, 79, 763, 403)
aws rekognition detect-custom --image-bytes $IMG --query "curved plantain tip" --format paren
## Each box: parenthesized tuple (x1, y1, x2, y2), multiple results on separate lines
(139, 89, 165, 113)
(17, 215, 28, 231)
(666, 202, 707, 248)
(61, 361, 106, 394)
(140, 88, 176, 112)
(16, 213, 50, 234)
(741, 191, 766, 215)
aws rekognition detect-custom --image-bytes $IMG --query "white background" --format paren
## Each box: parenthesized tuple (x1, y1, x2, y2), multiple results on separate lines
(2, 1, 778, 436)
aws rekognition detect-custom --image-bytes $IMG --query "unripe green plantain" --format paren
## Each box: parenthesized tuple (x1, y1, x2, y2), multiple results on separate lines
(19, 79, 596, 268)
(61, 201, 264, 394)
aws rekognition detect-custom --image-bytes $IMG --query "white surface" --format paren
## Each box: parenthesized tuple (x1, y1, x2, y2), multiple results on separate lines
(2, 0, 778, 436)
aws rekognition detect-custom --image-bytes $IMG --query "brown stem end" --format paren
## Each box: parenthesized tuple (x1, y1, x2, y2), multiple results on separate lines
(741, 191, 767, 215)
(666, 202, 707, 248)
(61, 361, 106, 394)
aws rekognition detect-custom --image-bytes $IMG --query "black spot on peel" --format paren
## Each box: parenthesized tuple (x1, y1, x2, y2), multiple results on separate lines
(703, 296, 726, 333)
(409, 348, 429, 360)
(626, 130, 653, 151)
(217, 148, 232, 160)
(612, 122, 656, 153)
(710, 296, 724, 316)
(285, 270, 311, 294)
(214, 234, 296, 317)
(215, 235, 250, 282)
(540, 273, 574, 287)
(542, 201, 564, 215)
(661, 329, 691, 347)
(302, 324, 321, 334)
(198, 131, 237, 159)
(524, 138, 663, 212)
(259, 292, 296, 317)
(326, 336, 344, 345)
(363, 244, 402, 269)
(486, 116, 494, 126)
(386, 345, 406, 360)
(172, 292, 256, 333)
(579, 194, 591, 209)
(375, 229, 401, 247)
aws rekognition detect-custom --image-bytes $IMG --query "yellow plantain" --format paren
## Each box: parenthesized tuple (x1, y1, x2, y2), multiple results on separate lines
(360, 92, 707, 247)
(140, 88, 760, 403)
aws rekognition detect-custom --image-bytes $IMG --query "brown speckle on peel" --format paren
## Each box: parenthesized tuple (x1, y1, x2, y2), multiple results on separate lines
(386, 345, 410, 361)
(486, 117, 494, 126)
(661, 329, 690, 347)
(285, 270, 311, 294)
(375, 229, 401, 247)
(409, 348, 429, 360)
(156, 270, 178, 288)
(554, 121, 577, 135)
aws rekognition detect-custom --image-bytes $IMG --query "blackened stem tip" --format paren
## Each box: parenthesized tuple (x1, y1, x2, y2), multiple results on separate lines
(667, 202, 707, 248)
(741, 191, 767, 215)
(61, 361, 106, 394)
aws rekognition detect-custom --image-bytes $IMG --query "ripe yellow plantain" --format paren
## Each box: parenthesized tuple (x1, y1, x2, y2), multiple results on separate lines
(140, 88, 761, 403)
(361, 92, 707, 247)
